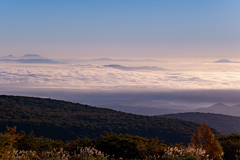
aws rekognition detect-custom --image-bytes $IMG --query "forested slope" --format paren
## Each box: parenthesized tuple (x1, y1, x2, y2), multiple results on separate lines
(159, 112, 240, 135)
(0, 95, 220, 144)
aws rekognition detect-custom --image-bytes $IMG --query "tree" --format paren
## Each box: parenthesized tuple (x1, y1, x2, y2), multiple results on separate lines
(15, 130, 37, 151)
(94, 132, 140, 159)
(218, 133, 240, 160)
(188, 123, 223, 159)
(94, 132, 166, 159)
(0, 126, 22, 158)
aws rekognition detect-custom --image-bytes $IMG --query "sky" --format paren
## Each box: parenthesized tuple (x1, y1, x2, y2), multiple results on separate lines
(1, 1, 240, 114)
(0, 0, 240, 59)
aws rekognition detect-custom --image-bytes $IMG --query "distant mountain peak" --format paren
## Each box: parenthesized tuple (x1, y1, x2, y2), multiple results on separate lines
(21, 54, 43, 58)
(104, 64, 168, 71)
(213, 102, 227, 106)
(6, 54, 14, 57)
(213, 59, 234, 63)
(93, 58, 113, 61)
(209, 103, 229, 108)
(1, 55, 16, 59)
(193, 103, 229, 114)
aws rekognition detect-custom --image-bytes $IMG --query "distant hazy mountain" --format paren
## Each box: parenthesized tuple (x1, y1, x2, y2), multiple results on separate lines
(99, 104, 189, 116)
(92, 58, 159, 62)
(159, 112, 240, 135)
(213, 59, 238, 63)
(194, 103, 229, 112)
(0, 58, 59, 64)
(16, 59, 59, 64)
(104, 64, 168, 71)
(93, 58, 116, 61)
(21, 54, 43, 59)
(1, 54, 43, 59)
(1, 55, 16, 59)
(0, 54, 59, 64)
(193, 103, 240, 116)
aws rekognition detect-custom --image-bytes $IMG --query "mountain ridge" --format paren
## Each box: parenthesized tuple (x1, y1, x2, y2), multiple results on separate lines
(0, 95, 220, 145)
(159, 112, 240, 135)
(213, 59, 239, 63)
(193, 103, 240, 116)
(103, 64, 168, 71)
(0, 54, 59, 64)
(21, 54, 43, 59)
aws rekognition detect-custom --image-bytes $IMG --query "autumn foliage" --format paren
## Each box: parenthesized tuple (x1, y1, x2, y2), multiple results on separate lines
(188, 123, 223, 159)
(0, 126, 22, 158)
(7, 124, 240, 159)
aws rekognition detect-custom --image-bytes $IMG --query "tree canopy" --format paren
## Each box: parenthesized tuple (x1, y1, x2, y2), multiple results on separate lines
(188, 123, 223, 159)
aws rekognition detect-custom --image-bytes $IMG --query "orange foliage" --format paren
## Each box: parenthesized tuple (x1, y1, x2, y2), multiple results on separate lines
(0, 126, 22, 157)
(188, 123, 223, 159)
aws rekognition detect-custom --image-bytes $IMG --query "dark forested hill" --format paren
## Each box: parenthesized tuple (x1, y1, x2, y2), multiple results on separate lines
(159, 112, 240, 135)
(0, 95, 220, 144)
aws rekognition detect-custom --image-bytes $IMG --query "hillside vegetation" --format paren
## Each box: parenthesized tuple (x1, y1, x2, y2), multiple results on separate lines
(159, 112, 240, 135)
(0, 95, 220, 144)
(0, 124, 225, 160)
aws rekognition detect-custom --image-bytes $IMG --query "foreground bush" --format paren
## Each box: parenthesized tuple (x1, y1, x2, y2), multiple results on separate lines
(1, 148, 108, 160)
(94, 131, 166, 159)
(218, 133, 240, 160)
(0, 126, 225, 159)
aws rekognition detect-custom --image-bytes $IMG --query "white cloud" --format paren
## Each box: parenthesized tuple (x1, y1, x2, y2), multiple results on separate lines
(1, 62, 240, 91)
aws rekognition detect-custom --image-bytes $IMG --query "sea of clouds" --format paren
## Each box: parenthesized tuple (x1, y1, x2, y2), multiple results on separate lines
(0, 62, 240, 91)
(1, 59, 240, 115)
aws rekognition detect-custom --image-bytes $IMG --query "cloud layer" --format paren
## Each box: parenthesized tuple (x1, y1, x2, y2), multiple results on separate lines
(1, 62, 240, 91)
(1, 60, 240, 114)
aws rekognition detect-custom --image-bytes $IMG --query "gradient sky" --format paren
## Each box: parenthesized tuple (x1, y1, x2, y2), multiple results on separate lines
(1, 0, 240, 59)
(1, 1, 240, 110)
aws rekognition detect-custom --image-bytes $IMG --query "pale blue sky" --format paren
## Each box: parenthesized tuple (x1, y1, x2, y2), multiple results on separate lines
(0, 0, 240, 58)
